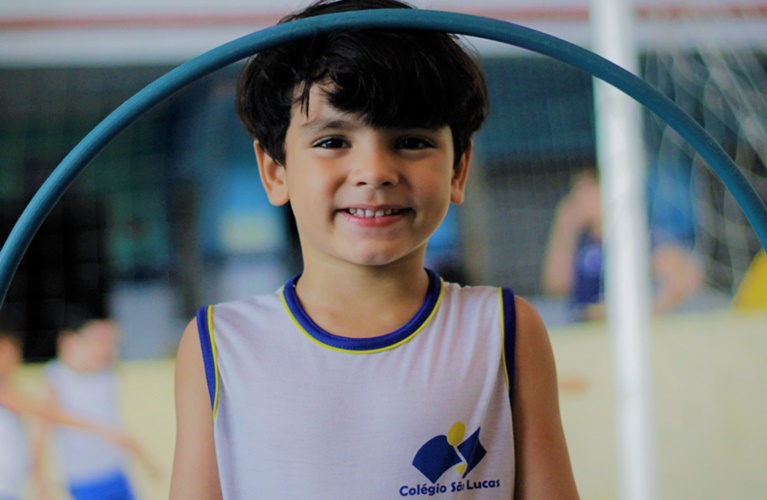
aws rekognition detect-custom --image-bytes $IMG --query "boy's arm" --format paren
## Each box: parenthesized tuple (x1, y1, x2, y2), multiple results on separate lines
(541, 199, 581, 296)
(541, 171, 601, 297)
(30, 414, 55, 500)
(512, 297, 579, 499)
(0, 381, 144, 456)
(33, 378, 161, 488)
(30, 385, 59, 500)
(170, 319, 222, 500)
(651, 243, 703, 314)
(1, 381, 108, 433)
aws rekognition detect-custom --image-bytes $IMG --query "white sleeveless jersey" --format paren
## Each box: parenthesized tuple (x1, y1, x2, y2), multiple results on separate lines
(44, 362, 127, 483)
(198, 270, 517, 499)
(0, 396, 30, 498)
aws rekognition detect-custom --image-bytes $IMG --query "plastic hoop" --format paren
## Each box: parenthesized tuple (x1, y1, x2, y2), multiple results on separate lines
(1, 8, 766, 306)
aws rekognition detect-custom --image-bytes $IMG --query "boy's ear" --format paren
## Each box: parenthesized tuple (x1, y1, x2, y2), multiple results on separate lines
(254, 140, 290, 206)
(450, 141, 473, 204)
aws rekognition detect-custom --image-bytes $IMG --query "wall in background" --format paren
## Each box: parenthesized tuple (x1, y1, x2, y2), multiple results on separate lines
(2, 0, 766, 65)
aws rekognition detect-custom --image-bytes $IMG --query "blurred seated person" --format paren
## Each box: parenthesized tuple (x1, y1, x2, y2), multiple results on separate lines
(542, 167, 704, 321)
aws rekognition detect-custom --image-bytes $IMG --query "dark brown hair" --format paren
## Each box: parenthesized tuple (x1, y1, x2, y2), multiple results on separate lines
(236, 0, 489, 165)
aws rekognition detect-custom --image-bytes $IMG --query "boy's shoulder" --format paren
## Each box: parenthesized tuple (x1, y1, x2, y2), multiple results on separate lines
(202, 288, 285, 319)
(205, 279, 511, 312)
(441, 279, 513, 300)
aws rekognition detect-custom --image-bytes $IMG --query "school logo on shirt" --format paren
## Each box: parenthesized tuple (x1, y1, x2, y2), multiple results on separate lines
(398, 422, 501, 497)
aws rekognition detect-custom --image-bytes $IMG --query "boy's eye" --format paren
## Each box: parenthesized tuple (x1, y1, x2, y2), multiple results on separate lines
(396, 137, 434, 150)
(313, 137, 347, 149)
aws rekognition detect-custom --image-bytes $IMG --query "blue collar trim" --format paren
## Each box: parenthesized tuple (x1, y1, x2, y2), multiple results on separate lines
(282, 269, 441, 352)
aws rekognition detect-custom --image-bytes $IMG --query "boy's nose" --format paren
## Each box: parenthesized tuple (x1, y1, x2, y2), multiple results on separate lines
(351, 149, 399, 188)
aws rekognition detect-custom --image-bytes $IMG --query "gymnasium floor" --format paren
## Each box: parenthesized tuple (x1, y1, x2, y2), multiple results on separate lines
(555, 308, 767, 499)
(17, 308, 767, 499)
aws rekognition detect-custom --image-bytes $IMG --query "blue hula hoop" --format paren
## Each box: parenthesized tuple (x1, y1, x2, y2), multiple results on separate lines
(1, 9, 766, 307)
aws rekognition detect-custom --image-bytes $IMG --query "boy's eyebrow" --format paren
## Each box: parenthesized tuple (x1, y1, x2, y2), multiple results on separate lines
(300, 117, 359, 132)
(301, 118, 442, 134)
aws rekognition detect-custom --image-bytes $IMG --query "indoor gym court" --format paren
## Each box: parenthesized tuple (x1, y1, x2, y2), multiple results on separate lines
(2, 0, 767, 499)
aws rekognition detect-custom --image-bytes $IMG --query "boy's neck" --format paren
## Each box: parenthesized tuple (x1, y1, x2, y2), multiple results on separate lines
(294, 260, 431, 339)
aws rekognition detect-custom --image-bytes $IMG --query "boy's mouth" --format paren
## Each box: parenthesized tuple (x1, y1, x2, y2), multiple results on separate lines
(345, 208, 405, 218)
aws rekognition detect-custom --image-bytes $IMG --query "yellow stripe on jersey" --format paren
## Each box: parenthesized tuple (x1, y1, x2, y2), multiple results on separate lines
(207, 305, 221, 421)
(499, 289, 511, 395)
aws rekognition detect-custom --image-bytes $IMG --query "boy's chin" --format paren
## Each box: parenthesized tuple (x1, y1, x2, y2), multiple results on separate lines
(343, 247, 427, 269)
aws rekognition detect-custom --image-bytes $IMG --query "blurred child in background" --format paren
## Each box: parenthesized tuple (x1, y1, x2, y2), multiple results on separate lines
(542, 167, 704, 321)
(42, 312, 158, 500)
(0, 328, 37, 500)
(1, 323, 144, 500)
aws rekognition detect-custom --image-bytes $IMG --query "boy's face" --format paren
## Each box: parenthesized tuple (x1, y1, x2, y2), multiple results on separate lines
(59, 321, 119, 372)
(256, 85, 471, 270)
(0, 337, 21, 377)
(81, 320, 119, 369)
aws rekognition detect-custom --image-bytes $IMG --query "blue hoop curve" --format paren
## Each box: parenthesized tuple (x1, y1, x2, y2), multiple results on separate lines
(1, 9, 766, 306)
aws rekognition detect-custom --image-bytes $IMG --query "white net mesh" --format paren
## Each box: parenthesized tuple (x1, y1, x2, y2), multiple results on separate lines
(640, 8, 767, 293)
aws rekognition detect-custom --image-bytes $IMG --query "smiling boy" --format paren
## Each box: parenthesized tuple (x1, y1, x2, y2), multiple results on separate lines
(171, 0, 578, 498)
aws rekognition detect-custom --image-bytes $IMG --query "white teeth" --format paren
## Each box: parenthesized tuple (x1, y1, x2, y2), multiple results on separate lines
(348, 208, 400, 218)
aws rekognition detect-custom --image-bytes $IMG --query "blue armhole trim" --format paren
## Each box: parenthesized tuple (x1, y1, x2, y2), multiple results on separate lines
(196, 306, 217, 409)
(501, 288, 517, 404)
